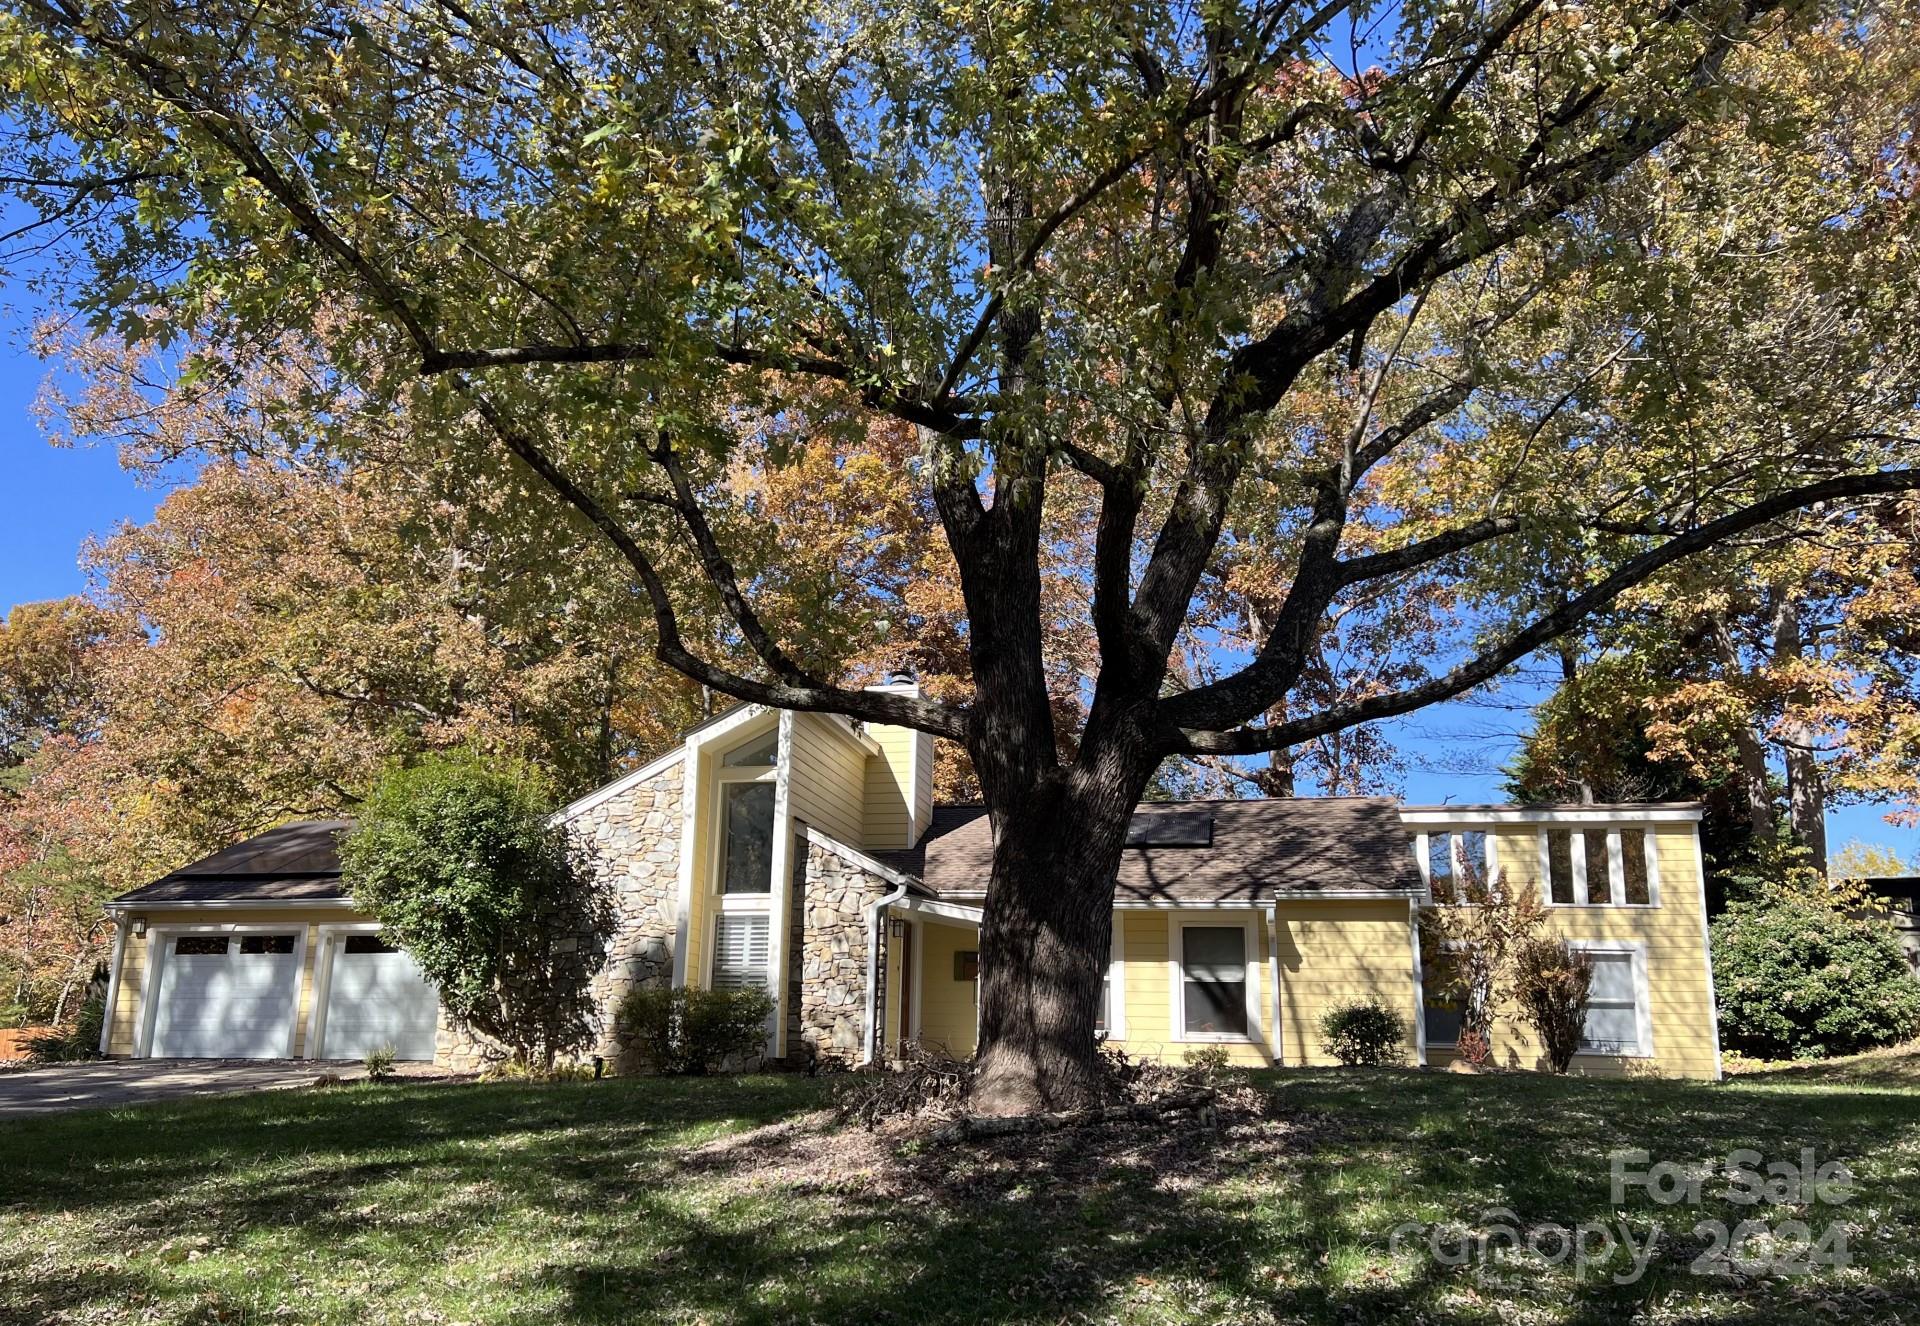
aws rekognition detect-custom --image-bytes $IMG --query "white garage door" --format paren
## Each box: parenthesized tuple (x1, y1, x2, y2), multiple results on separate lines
(320, 935, 440, 1061)
(150, 933, 301, 1059)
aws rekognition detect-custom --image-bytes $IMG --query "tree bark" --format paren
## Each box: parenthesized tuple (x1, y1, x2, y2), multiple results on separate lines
(969, 756, 1155, 1115)
(1709, 614, 1778, 838)
(1770, 597, 1828, 872)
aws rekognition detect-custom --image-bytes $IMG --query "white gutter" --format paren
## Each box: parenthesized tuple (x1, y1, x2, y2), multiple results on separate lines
(860, 882, 911, 1067)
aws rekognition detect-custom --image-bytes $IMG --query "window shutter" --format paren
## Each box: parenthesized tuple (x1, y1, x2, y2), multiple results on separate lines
(711, 914, 771, 991)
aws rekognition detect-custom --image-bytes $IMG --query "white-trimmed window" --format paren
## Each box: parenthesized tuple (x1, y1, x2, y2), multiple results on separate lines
(1418, 830, 1492, 902)
(1546, 828, 1659, 908)
(708, 723, 780, 995)
(1575, 945, 1651, 1056)
(1421, 950, 1465, 1048)
(710, 913, 772, 992)
(1174, 921, 1254, 1040)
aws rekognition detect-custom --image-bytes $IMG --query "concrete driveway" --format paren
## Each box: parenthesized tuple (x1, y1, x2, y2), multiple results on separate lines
(0, 1059, 423, 1118)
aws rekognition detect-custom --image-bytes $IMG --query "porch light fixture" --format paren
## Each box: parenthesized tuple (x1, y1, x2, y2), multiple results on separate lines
(131, 915, 148, 937)
(887, 917, 907, 939)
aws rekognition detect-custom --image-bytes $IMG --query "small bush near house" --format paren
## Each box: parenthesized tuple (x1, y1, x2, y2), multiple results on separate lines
(363, 1044, 397, 1081)
(1712, 896, 1920, 1060)
(618, 986, 775, 1075)
(1512, 940, 1593, 1073)
(341, 749, 615, 1075)
(1318, 999, 1405, 1066)
(23, 989, 106, 1063)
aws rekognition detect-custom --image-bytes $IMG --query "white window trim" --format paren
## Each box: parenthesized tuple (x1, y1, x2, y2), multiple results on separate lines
(1097, 914, 1127, 1041)
(1568, 939, 1655, 1060)
(1413, 828, 1495, 904)
(1167, 912, 1262, 1044)
(1419, 939, 1472, 1050)
(134, 921, 311, 1059)
(1540, 826, 1664, 911)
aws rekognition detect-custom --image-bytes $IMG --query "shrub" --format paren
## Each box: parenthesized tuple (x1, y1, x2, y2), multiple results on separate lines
(340, 749, 615, 1074)
(1512, 939, 1593, 1073)
(24, 989, 106, 1063)
(362, 1043, 397, 1081)
(1711, 897, 1920, 1060)
(1181, 1044, 1235, 1081)
(617, 986, 774, 1074)
(1418, 863, 1548, 1055)
(1318, 999, 1405, 1067)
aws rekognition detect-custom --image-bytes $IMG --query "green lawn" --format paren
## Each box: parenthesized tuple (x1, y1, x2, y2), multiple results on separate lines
(2, 1053, 1916, 1325)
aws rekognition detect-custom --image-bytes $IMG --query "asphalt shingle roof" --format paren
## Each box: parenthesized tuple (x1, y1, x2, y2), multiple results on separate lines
(111, 820, 351, 906)
(878, 798, 1422, 902)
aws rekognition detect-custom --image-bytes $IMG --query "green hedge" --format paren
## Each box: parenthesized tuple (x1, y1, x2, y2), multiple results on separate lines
(1711, 897, 1920, 1060)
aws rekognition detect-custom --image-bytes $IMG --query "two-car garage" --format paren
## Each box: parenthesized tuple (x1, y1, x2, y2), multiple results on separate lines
(134, 924, 440, 1061)
(101, 821, 443, 1063)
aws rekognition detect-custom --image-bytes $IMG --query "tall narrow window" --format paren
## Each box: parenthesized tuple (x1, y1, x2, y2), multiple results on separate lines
(1582, 829, 1613, 904)
(721, 782, 776, 894)
(1547, 831, 1576, 904)
(1621, 832, 1652, 905)
(1456, 830, 1489, 887)
(1422, 952, 1464, 1047)
(1427, 832, 1454, 902)
(711, 914, 771, 992)
(1180, 926, 1249, 1037)
(1580, 952, 1641, 1054)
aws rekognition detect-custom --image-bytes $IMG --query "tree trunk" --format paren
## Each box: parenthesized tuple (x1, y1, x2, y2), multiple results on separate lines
(1770, 597, 1828, 872)
(969, 766, 1151, 1115)
(1709, 614, 1778, 838)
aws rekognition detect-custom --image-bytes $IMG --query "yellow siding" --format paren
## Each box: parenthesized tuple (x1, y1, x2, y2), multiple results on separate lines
(107, 907, 367, 1057)
(1456, 824, 1719, 1078)
(863, 723, 932, 849)
(1106, 910, 1280, 1069)
(916, 921, 978, 1057)
(1272, 900, 1421, 1067)
(786, 714, 867, 848)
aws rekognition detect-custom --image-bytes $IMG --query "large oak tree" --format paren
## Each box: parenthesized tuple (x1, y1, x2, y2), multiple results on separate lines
(3, 0, 1918, 1109)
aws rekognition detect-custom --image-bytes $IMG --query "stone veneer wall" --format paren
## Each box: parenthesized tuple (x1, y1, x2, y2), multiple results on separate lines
(434, 758, 684, 1073)
(788, 835, 896, 1067)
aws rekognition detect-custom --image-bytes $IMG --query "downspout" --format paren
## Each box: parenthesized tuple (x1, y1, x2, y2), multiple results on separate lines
(1267, 903, 1284, 1066)
(98, 911, 129, 1056)
(1409, 897, 1428, 1069)
(861, 883, 910, 1067)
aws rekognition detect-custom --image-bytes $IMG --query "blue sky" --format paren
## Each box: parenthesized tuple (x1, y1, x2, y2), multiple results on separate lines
(0, 288, 1913, 861)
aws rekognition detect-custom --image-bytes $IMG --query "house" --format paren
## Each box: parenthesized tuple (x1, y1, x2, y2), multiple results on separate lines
(95, 680, 1725, 1079)
(1857, 876, 1920, 973)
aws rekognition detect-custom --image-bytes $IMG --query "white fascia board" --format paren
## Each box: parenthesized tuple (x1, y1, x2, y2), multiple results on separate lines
(553, 747, 688, 824)
(1398, 806, 1705, 826)
(892, 895, 984, 925)
(105, 898, 361, 912)
(916, 892, 1413, 908)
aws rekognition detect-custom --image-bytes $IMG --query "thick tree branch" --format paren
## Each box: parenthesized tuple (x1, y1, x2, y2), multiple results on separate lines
(646, 429, 823, 691)
(453, 377, 967, 738)
(1167, 467, 1920, 754)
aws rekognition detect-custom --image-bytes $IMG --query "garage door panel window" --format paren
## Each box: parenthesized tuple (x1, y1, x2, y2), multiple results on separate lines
(175, 935, 229, 956)
(343, 934, 400, 954)
(239, 934, 296, 954)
